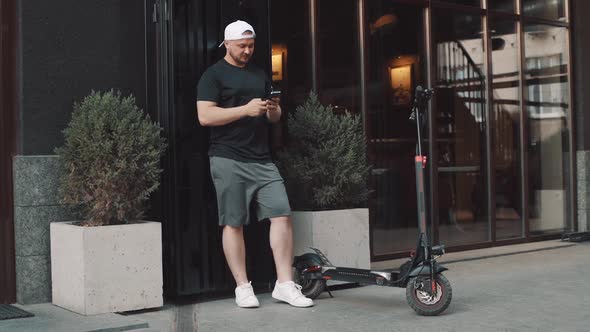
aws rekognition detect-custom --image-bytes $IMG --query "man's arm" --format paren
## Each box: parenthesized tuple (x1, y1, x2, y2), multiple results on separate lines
(197, 99, 268, 127)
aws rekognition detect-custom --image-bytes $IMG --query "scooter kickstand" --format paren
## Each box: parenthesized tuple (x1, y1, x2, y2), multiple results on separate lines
(326, 286, 334, 298)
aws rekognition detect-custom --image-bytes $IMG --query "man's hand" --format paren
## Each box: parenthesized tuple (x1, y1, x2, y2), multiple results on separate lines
(266, 97, 281, 123)
(244, 98, 268, 117)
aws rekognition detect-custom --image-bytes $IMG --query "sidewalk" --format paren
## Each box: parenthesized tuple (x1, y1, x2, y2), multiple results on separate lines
(1, 240, 588, 332)
(193, 240, 589, 332)
(0, 303, 149, 331)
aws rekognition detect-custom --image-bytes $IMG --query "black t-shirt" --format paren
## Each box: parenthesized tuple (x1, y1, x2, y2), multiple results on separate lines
(197, 59, 272, 163)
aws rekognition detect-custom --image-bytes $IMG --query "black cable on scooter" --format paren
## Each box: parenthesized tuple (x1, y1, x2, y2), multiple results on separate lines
(388, 87, 432, 286)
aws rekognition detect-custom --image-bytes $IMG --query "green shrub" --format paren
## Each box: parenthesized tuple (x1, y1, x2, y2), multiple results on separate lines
(55, 90, 167, 226)
(277, 93, 370, 210)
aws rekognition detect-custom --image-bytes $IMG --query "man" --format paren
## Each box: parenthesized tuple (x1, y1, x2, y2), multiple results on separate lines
(196, 20, 313, 308)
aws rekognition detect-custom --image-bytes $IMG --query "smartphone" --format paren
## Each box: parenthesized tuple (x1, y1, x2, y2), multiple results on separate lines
(267, 90, 281, 100)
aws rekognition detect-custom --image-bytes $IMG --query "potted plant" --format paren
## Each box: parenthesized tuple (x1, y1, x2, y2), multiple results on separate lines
(277, 93, 371, 270)
(50, 90, 167, 315)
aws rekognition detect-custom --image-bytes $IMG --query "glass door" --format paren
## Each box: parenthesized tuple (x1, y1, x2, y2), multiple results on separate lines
(432, 10, 490, 246)
(490, 18, 524, 240)
(364, 2, 427, 258)
(523, 23, 570, 235)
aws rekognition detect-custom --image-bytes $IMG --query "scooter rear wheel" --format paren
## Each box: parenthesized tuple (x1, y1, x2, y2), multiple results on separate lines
(295, 270, 326, 299)
(300, 279, 326, 299)
(405, 273, 452, 316)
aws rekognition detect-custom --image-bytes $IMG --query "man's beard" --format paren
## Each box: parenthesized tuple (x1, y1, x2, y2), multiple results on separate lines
(231, 52, 251, 66)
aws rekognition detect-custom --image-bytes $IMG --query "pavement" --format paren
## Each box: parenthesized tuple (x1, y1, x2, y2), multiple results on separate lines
(1, 239, 589, 332)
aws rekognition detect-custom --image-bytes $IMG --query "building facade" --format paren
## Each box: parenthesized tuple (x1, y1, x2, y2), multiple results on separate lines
(1, 0, 589, 303)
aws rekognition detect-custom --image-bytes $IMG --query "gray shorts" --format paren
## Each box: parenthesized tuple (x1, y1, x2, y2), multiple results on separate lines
(209, 156, 291, 227)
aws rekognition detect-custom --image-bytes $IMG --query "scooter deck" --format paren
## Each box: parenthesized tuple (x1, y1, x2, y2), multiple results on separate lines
(323, 267, 405, 287)
(562, 231, 590, 242)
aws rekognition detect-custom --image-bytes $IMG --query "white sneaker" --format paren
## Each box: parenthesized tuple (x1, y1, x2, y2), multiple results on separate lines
(235, 281, 260, 308)
(272, 281, 314, 307)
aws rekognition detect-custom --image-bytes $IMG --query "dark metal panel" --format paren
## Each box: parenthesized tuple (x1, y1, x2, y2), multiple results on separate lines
(571, 0, 590, 151)
(0, 0, 18, 304)
(565, 0, 577, 232)
(358, 0, 367, 135)
(517, 0, 530, 238)
(309, 0, 317, 92)
(426, 3, 440, 246)
(565, 1, 588, 231)
(483, 9, 496, 243)
(149, 0, 275, 298)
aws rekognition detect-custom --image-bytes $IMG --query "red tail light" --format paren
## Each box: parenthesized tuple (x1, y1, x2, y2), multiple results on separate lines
(303, 265, 322, 273)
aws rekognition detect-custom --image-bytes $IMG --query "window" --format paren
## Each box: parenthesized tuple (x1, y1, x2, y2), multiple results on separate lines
(317, 0, 361, 114)
(490, 19, 523, 240)
(522, 0, 566, 21)
(433, 9, 489, 246)
(488, 0, 515, 12)
(526, 54, 567, 118)
(524, 24, 570, 234)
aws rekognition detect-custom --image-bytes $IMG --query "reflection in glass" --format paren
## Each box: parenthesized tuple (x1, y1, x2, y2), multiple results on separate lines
(522, 0, 566, 21)
(270, 1, 310, 147)
(488, 0, 515, 12)
(434, 11, 489, 246)
(438, 0, 480, 7)
(317, 0, 360, 114)
(365, 3, 425, 256)
(490, 20, 523, 240)
(270, 1, 310, 108)
(524, 24, 570, 234)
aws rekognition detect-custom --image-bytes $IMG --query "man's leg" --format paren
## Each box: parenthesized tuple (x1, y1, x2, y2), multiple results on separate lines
(222, 225, 249, 285)
(223, 224, 259, 308)
(211, 156, 258, 308)
(254, 163, 313, 307)
(269, 216, 293, 283)
(269, 216, 314, 307)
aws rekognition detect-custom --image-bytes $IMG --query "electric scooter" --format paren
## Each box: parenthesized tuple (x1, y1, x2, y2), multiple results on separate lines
(292, 86, 452, 316)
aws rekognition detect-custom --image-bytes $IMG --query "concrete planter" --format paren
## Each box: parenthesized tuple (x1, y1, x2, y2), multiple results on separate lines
(50, 221, 163, 315)
(291, 208, 370, 270)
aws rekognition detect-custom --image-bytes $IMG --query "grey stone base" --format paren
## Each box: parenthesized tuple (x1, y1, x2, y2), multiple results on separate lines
(13, 155, 72, 304)
(577, 151, 590, 232)
(15, 255, 51, 304)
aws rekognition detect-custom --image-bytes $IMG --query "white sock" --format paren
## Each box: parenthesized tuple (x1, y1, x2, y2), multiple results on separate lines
(237, 281, 251, 288)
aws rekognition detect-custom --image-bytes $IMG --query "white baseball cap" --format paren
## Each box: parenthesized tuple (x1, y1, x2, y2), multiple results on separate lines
(218, 20, 256, 47)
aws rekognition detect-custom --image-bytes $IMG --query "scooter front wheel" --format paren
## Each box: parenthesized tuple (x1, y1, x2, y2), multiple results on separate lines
(405, 273, 452, 316)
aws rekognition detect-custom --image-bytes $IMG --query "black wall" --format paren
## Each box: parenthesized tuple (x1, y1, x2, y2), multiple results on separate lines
(1, 0, 18, 304)
(573, 0, 590, 150)
(15, 0, 275, 298)
(18, 0, 147, 154)
(153, 0, 275, 298)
